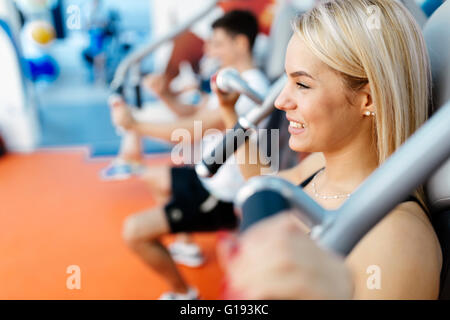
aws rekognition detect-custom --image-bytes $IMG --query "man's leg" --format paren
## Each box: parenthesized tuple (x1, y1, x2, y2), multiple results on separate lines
(123, 166, 238, 297)
(119, 131, 143, 163)
(122, 207, 189, 294)
(100, 131, 144, 180)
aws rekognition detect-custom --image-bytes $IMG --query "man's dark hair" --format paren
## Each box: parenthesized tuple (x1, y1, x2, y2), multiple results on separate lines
(212, 10, 259, 51)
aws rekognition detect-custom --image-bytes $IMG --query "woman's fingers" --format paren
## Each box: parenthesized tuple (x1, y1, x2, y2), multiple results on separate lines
(223, 213, 353, 300)
(217, 232, 240, 269)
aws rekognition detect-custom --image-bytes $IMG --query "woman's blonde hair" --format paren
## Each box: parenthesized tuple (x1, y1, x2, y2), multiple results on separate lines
(293, 0, 432, 210)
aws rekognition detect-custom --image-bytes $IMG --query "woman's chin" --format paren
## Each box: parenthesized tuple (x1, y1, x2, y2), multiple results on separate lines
(289, 138, 311, 153)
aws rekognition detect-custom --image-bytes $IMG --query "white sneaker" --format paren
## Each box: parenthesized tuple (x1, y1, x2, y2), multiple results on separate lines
(168, 242, 205, 268)
(158, 287, 199, 300)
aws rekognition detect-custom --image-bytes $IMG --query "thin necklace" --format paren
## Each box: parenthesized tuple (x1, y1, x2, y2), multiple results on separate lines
(311, 169, 351, 200)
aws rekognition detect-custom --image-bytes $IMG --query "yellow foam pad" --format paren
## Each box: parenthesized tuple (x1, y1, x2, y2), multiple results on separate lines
(30, 25, 55, 45)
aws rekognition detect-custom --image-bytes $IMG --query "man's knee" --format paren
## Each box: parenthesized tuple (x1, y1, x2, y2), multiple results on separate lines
(122, 208, 170, 249)
(140, 166, 172, 198)
(122, 216, 143, 249)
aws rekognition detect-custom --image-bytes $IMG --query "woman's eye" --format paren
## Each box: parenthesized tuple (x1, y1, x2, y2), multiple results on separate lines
(296, 82, 310, 89)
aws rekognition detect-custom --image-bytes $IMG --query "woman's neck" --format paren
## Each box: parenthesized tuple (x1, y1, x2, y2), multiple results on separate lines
(320, 135, 378, 194)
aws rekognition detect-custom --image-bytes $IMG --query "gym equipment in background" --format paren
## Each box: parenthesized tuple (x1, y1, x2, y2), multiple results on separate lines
(0, 0, 40, 152)
(110, 0, 221, 103)
(14, 0, 57, 16)
(21, 19, 58, 82)
(422, 0, 450, 299)
(216, 67, 265, 105)
(81, 0, 122, 84)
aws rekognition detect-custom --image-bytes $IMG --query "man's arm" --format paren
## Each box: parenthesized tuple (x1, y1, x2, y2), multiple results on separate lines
(143, 74, 206, 117)
(134, 107, 224, 142)
(158, 92, 208, 117)
(110, 99, 224, 143)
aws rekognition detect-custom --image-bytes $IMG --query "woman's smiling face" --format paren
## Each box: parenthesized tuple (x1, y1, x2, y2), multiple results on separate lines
(275, 34, 368, 154)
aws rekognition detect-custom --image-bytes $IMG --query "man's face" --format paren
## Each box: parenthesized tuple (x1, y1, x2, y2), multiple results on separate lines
(206, 28, 241, 68)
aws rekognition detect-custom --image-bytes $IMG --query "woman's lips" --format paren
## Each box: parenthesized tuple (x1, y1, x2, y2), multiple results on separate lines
(288, 120, 306, 135)
(288, 125, 306, 135)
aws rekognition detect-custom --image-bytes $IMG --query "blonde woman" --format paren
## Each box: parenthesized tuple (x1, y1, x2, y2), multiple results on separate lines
(217, 0, 442, 299)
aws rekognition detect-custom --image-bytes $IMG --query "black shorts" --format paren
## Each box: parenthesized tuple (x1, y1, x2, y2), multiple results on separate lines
(164, 166, 238, 233)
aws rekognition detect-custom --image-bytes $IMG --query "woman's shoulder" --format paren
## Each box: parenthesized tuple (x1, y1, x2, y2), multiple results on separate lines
(346, 203, 442, 299)
(277, 152, 326, 185)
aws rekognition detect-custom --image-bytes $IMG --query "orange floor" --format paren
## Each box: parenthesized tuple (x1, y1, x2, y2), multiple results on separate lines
(0, 150, 223, 299)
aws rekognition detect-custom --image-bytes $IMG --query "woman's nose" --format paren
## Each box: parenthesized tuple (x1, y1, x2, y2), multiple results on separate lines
(274, 86, 297, 111)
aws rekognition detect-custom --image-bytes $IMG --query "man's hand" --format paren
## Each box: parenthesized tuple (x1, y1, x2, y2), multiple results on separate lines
(220, 213, 354, 300)
(210, 71, 240, 128)
(211, 72, 240, 109)
(109, 97, 137, 131)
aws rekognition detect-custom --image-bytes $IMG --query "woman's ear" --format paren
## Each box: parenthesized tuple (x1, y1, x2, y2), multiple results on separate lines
(359, 83, 375, 115)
